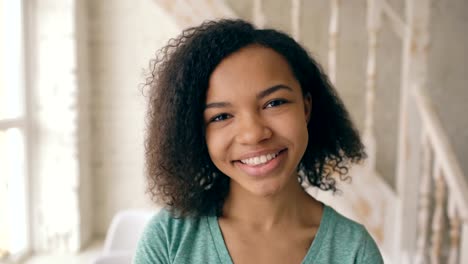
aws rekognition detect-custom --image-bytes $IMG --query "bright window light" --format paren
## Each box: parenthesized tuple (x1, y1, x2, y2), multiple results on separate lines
(0, 0, 28, 259)
(1, 0, 24, 119)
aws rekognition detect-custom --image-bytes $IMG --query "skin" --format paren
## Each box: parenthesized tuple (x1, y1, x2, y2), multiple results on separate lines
(204, 45, 324, 264)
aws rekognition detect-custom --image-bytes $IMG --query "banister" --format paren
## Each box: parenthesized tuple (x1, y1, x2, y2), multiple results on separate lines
(412, 84, 468, 220)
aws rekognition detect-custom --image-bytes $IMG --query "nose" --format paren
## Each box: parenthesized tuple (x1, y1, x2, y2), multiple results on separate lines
(235, 113, 272, 145)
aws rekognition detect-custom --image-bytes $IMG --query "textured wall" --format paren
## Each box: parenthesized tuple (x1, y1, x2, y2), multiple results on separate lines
(427, 0, 468, 181)
(76, 0, 93, 249)
(31, 0, 84, 251)
(374, 9, 402, 189)
(88, 0, 178, 236)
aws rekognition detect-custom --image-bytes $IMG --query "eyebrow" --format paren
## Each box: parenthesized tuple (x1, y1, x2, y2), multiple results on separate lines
(204, 84, 293, 110)
(257, 84, 293, 100)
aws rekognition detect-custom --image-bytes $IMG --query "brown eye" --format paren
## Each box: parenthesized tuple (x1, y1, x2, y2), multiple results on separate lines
(210, 113, 232, 123)
(265, 99, 288, 108)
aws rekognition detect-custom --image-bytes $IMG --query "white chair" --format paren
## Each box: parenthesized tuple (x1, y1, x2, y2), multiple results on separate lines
(93, 253, 134, 264)
(102, 209, 155, 254)
(93, 209, 155, 264)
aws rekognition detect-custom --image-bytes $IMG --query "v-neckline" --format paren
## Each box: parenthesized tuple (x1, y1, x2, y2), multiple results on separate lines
(206, 205, 332, 264)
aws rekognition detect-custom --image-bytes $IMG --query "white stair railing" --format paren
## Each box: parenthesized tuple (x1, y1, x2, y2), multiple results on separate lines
(410, 85, 468, 264)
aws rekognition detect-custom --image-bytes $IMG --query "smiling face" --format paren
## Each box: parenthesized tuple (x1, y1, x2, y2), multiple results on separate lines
(204, 45, 311, 198)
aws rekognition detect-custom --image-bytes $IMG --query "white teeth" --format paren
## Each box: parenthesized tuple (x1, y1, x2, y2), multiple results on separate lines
(240, 152, 279, 166)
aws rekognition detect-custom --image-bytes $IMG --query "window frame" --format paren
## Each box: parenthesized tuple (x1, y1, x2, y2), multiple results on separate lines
(0, 0, 32, 262)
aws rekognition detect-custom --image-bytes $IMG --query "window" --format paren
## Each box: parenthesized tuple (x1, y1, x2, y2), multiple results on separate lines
(0, 0, 29, 260)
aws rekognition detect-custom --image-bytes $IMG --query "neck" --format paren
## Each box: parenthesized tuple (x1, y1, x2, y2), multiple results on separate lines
(221, 176, 317, 230)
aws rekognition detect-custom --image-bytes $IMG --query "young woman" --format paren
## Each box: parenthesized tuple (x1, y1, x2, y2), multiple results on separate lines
(134, 19, 383, 264)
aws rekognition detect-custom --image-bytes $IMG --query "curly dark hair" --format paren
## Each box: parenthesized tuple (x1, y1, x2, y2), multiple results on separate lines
(144, 19, 366, 217)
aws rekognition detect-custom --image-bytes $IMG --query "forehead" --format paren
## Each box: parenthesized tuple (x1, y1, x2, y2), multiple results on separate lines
(207, 45, 298, 97)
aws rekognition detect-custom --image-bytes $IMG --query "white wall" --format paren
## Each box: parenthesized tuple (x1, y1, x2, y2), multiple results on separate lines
(87, 0, 178, 236)
(427, 0, 468, 181)
(31, 0, 87, 251)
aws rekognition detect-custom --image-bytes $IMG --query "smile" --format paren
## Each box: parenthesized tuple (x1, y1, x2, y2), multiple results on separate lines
(240, 151, 280, 166)
(235, 149, 287, 177)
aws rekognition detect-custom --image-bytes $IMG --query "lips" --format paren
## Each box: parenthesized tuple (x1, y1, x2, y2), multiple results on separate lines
(234, 149, 287, 177)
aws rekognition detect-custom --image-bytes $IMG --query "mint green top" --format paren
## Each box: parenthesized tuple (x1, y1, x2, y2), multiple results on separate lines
(134, 205, 383, 263)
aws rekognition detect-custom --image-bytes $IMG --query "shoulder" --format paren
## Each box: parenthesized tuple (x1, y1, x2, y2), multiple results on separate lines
(134, 208, 212, 264)
(324, 206, 370, 240)
(134, 209, 173, 264)
(318, 206, 383, 263)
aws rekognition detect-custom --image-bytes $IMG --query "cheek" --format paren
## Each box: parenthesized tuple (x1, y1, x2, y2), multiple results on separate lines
(205, 129, 227, 162)
(274, 113, 309, 142)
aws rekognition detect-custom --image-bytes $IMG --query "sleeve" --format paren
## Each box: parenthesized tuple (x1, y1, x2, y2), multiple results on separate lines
(358, 232, 384, 264)
(133, 210, 172, 264)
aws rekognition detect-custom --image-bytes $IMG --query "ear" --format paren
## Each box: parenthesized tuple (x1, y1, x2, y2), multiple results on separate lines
(303, 93, 312, 123)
